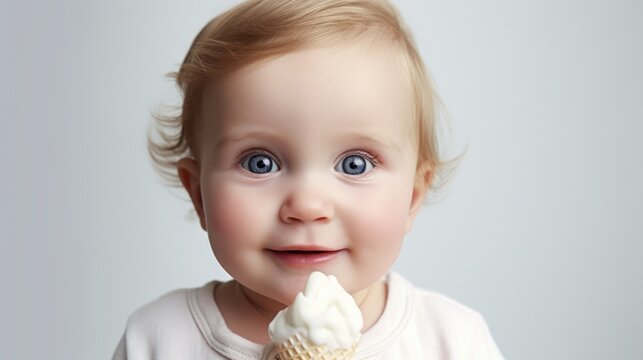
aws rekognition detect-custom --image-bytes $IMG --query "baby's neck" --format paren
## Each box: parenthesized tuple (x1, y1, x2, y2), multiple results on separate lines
(214, 281, 275, 344)
(213, 279, 387, 345)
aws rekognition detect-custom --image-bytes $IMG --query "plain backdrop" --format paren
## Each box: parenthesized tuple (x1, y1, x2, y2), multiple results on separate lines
(1, 0, 641, 359)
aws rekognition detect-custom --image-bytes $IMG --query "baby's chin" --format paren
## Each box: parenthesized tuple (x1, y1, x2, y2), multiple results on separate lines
(271, 275, 311, 304)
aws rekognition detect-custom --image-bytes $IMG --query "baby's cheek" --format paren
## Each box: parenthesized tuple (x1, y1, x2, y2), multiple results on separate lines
(351, 191, 409, 250)
(202, 183, 259, 248)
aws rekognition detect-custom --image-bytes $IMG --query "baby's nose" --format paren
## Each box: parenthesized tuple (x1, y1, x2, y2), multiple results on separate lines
(278, 177, 334, 224)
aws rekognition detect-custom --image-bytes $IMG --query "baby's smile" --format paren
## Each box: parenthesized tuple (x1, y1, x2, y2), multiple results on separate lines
(266, 247, 347, 267)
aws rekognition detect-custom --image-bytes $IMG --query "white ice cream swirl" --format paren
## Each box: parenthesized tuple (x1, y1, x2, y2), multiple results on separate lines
(268, 271, 363, 350)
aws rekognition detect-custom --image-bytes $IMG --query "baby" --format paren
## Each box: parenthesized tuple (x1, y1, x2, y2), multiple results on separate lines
(112, 0, 504, 359)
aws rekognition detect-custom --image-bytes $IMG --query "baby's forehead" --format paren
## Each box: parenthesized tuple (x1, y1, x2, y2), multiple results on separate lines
(204, 40, 413, 124)
(195, 42, 417, 158)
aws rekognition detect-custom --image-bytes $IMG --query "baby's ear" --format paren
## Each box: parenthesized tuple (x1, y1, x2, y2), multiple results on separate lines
(177, 158, 207, 231)
(405, 162, 433, 233)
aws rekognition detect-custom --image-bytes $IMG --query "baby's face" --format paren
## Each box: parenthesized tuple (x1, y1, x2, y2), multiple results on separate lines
(189, 40, 424, 304)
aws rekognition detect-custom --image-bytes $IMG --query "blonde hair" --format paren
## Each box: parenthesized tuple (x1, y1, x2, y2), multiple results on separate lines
(148, 0, 462, 199)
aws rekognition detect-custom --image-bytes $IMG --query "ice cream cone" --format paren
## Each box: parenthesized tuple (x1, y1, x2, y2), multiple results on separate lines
(269, 272, 362, 360)
(274, 333, 358, 360)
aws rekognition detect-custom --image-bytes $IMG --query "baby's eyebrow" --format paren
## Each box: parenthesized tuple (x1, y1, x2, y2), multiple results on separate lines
(340, 132, 402, 153)
(214, 130, 402, 153)
(214, 130, 281, 151)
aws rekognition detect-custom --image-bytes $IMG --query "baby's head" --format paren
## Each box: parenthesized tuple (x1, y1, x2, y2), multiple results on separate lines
(149, 0, 456, 305)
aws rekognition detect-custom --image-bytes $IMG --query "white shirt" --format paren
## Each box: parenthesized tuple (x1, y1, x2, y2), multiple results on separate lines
(112, 272, 504, 359)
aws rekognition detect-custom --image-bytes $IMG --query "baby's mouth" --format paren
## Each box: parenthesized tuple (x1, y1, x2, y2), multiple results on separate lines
(267, 248, 344, 267)
(281, 250, 327, 254)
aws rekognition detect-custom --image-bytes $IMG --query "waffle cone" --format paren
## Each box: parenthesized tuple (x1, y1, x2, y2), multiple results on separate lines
(273, 333, 358, 360)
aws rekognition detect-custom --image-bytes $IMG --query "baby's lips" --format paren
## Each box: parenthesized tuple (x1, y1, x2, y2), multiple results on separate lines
(268, 249, 345, 267)
(269, 244, 339, 252)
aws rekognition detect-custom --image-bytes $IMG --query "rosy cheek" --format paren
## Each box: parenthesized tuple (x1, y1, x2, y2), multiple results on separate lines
(350, 190, 409, 249)
(203, 182, 256, 247)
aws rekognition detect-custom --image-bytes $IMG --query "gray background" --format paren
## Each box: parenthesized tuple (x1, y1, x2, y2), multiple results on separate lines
(1, 0, 641, 359)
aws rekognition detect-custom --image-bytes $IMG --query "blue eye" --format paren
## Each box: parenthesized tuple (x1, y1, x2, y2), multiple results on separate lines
(241, 154, 279, 174)
(335, 154, 374, 175)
